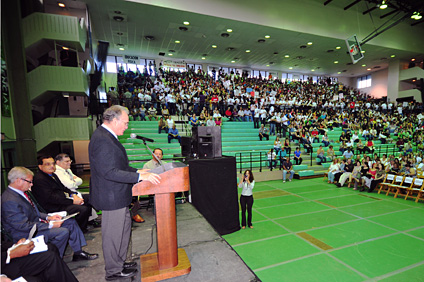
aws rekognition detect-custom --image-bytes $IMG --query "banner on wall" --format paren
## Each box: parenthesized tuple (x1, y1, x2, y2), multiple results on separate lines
(123, 55, 140, 64)
(1, 58, 11, 117)
(162, 60, 186, 69)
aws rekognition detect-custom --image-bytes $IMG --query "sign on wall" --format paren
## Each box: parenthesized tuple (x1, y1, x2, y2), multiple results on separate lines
(162, 60, 186, 69)
(123, 55, 140, 65)
(1, 58, 11, 117)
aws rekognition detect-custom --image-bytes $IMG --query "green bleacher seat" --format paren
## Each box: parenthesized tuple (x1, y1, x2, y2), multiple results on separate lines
(294, 164, 308, 170)
(298, 170, 315, 177)
(322, 163, 331, 169)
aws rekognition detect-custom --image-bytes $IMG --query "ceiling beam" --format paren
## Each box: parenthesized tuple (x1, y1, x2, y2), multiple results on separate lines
(323, 0, 333, 6)
(363, 6, 377, 15)
(411, 19, 424, 27)
(344, 0, 362, 11)
(380, 9, 398, 19)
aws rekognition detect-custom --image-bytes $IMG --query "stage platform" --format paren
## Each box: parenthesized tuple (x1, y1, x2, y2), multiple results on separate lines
(64, 202, 259, 282)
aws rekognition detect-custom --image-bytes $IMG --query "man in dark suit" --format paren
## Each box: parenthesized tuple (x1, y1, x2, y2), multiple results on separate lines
(31, 156, 92, 232)
(89, 105, 160, 280)
(1, 239, 78, 282)
(1, 166, 98, 261)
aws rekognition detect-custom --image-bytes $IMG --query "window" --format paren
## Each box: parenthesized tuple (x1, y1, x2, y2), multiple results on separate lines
(357, 75, 371, 89)
(106, 56, 117, 73)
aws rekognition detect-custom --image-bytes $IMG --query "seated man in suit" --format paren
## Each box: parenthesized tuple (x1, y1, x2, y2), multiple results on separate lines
(1, 238, 78, 282)
(1, 166, 98, 261)
(32, 156, 92, 232)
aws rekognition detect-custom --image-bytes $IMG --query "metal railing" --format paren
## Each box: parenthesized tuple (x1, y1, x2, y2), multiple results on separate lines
(235, 150, 293, 174)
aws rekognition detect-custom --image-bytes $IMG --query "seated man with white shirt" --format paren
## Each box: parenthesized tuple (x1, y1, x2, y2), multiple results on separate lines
(54, 153, 100, 226)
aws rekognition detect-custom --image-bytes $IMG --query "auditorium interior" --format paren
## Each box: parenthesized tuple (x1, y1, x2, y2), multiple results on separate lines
(1, 0, 424, 281)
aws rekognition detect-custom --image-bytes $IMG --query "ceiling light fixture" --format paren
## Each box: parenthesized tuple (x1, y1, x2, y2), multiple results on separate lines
(337, 72, 341, 74)
(231, 60, 235, 63)
(307, 42, 313, 45)
(336, 46, 341, 50)
(183, 21, 190, 25)
(202, 57, 206, 60)
(245, 50, 251, 53)
(289, 67, 293, 69)
(119, 47, 125, 51)
(311, 69, 315, 72)
(62, 46, 69, 50)
(175, 40, 180, 43)
(227, 29, 233, 33)
(411, 58, 416, 61)
(411, 12, 422, 20)
(265, 35, 270, 39)
(168, 53, 173, 56)
(361, 50, 366, 53)
(367, 68, 372, 70)
(362, 64, 366, 67)
(379, 1, 387, 9)
(334, 61, 339, 64)
(266, 64, 270, 67)
(390, 55, 396, 58)
(58, 2, 65, 7)
(284, 55, 290, 58)
(412, 79, 416, 82)
(212, 45, 217, 48)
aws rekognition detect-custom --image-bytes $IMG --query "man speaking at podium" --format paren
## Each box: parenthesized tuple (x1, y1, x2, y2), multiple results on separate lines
(89, 105, 160, 281)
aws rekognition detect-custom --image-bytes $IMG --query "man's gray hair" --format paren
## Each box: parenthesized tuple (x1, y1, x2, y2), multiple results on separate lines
(55, 153, 69, 162)
(8, 167, 34, 183)
(103, 105, 129, 122)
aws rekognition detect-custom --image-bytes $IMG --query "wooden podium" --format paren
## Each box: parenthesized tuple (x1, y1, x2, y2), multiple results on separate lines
(132, 162, 191, 282)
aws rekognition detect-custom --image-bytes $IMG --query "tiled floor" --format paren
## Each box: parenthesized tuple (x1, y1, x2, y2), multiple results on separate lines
(223, 178, 424, 282)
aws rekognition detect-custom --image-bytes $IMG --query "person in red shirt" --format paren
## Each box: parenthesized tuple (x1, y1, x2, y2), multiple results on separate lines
(311, 128, 319, 143)
(211, 94, 219, 111)
(225, 107, 233, 120)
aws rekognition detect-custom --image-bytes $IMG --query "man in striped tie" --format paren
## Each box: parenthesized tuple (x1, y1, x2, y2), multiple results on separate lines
(1, 166, 98, 261)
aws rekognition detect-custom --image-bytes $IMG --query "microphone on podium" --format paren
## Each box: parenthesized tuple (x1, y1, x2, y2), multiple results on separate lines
(130, 133, 155, 143)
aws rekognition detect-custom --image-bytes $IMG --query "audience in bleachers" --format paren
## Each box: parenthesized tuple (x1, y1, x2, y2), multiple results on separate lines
(111, 66, 423, 194)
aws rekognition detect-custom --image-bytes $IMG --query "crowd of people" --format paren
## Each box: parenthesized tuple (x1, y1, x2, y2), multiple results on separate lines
(108, 66, 424, 188)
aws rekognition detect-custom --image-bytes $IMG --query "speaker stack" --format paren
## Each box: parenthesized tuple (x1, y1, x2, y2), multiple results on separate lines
(184, 126, 222, 159)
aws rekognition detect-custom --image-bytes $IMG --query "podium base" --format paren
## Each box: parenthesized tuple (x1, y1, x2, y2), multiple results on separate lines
(140, 248, 191, 282)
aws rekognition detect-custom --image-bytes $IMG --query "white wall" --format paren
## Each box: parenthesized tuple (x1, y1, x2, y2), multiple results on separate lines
(338, 77, 355, 88)
(360, 69, 388, 99)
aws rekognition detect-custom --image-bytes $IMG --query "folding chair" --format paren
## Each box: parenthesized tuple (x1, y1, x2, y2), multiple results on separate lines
(385, 175, 404, 196)
(404, 178, 424, 203)
(393, 177, 414, 199)
(377, 174, 395, 194)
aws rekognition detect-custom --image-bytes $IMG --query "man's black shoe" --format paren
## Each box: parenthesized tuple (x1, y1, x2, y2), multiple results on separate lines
(72, 251, 99, 261)
(105, 268, 137, 280)
(336, 183, 342, 187)
(88, 220, 101, 228)
(123, 261, 137, 268)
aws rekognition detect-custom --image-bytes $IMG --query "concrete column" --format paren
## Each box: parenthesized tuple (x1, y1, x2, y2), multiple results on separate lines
(387, 59, 400, 103)
(1, 0, 37, 166)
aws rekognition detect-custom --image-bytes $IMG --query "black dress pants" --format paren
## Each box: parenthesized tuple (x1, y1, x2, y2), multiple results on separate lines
(2, 243, 78, 282)
(63, 196, 91, 231)
(240, 195, 254, 227)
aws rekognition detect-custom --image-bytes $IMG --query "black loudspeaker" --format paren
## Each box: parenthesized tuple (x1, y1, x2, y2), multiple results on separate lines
(198, 141, 213, 158)
(181, 136, 192, 157)
(193, 126, 222, 159)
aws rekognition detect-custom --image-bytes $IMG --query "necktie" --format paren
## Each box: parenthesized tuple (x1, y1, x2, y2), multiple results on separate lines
(24, 192, 35, 209)
(24, 192, 47, 223)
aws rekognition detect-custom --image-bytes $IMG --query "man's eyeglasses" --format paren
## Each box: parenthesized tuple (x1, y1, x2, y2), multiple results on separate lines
(21, 178, 33, 184)
(117, 119, 129, 126)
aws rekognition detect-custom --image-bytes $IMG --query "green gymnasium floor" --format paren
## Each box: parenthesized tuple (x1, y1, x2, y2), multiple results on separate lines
(222, 178, 424, 282)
